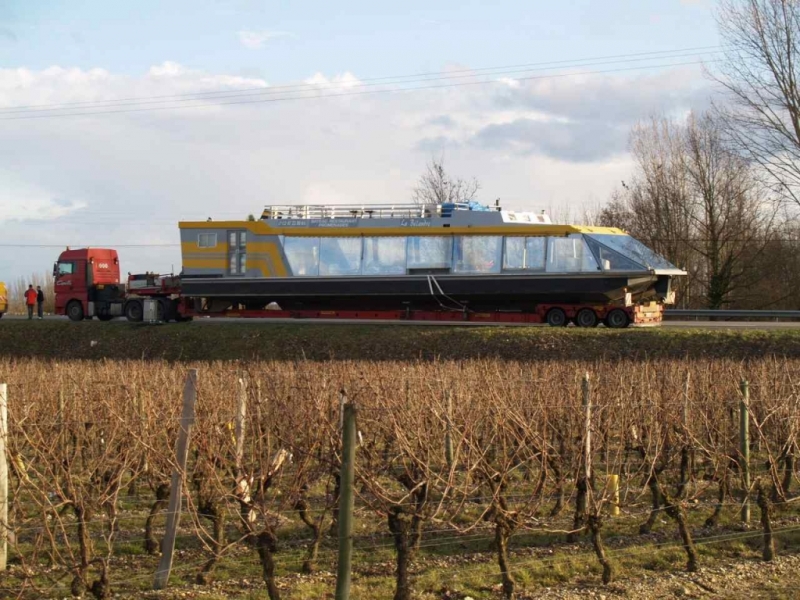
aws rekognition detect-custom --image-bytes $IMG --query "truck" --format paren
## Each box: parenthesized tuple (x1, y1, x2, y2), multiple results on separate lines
(53, 248, 184, 322)
(0, 281, 7, 318)
(52, 246, 665, 327)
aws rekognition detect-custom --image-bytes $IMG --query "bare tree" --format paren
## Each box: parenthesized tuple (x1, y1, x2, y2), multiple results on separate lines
(598, 117, 695, 305)
(713, 0, 800, 208)
(682, 112, 777, 308)
(412, 156, 480, 205)
(599, 113, 777, 308)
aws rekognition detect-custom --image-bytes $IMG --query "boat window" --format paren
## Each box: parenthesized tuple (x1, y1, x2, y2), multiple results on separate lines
(320, 237, 362, 276)
(546, 235, 600, 273)
(198, 233, 217, 248)
(363, 237, 406, 275)
(503, 237, 525, 269)
(503, 237, 546, 271)
(526, 237, 546, 270)
(583, 236, 644, 271)
(284, 237, 320, 276)
(585, 234, 678, 270)
(454, 236, 502, 273)
(407, 236, 452, 270)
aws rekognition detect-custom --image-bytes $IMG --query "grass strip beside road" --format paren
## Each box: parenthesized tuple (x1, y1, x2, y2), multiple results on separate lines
(1, 320, 799, 361)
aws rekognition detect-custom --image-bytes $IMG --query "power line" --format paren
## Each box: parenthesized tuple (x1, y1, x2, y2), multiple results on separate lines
(0, 59, 717, 121)
(0, 45, 724, 115)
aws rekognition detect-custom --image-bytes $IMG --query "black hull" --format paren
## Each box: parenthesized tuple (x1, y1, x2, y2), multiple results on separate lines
(180, 273, 662, 311)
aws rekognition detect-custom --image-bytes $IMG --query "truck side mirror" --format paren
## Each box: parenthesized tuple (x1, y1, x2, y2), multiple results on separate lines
(53, 263, 58, 278)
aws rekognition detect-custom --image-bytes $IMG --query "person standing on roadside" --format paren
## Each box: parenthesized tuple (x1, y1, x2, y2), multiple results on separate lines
(36, 285, 44, 319)
(24, 284, 37, 320)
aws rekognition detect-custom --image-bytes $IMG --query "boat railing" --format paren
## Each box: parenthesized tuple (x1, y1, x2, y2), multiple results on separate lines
(260, 203, 480, 220)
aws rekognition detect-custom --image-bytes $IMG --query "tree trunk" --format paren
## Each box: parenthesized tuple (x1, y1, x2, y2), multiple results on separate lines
(757, 481, 776, 561)
(197, 501, 226, 584)
(144, 483, 170, 555)
(678, 445, 691, 498)
(549, 430, 566, 517)
(89, 559, 110, 600)
(549, 456, 564, 517)
(495, 518, 516, 600)
(779, 453, 794, 502)
(256, 530, 281, 600)
(295, 493, 325, 574)
(567, 476, 587, 543)
(640, 473, 662, 534)
(388, 508, 413, 600)
(329, 473, 341, 536)
(588, 515, 613, 584)
(73, 504, 92, 597)
(662, 489, 699, 572)
(705, 469, 728, 528)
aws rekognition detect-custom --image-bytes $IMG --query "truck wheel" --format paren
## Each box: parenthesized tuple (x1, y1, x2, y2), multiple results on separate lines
(605, 309, 630, 329)
(546, 308, 568, 327)
(157, 299, 168, 322)
(575, 308, 598, 328)
(125, 300, 143, 322)
(66, 301, 84, 322)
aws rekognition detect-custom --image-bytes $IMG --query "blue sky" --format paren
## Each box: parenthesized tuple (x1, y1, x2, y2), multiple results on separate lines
(2, 1, 717, 79)
(0, 0, 720, 281)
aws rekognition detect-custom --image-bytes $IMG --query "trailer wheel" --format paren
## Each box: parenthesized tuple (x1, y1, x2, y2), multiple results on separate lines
(605, 309, 630, 329)
(575, 308, 598, 328)
(125, 300, 143, 322)
(156, 299, 168, 322)
(66, 301, 84, 322)
(546, 308, 568, 327)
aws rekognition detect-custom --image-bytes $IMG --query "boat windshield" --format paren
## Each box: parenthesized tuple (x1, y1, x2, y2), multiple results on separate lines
(585, 234, 679, 271)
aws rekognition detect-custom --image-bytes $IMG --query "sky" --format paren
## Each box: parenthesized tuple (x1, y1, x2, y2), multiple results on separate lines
(0, 0, 720, 281)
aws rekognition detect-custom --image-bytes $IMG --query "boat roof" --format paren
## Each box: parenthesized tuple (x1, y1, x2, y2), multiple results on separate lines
(179, 202, 627, 236)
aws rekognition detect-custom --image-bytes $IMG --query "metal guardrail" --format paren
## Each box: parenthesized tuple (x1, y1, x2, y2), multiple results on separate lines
(665, 309, 800, 320)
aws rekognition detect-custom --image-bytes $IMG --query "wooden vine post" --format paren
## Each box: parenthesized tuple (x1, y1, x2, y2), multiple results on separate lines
(335, 402, 357, 600)
(153, 369, 198, 590)
(0, 383, 7, 572)
(740, 379, 751, 524)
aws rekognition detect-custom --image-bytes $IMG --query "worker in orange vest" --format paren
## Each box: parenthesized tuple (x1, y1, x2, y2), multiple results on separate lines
(24, 285, 37, 320)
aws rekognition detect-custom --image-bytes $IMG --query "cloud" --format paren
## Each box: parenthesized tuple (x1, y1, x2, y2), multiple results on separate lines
(303, 71, 361, 90)
(0, 175, 87, 222)
(425, 115, 458, 129)
(470, 118, 628, 162)
(237, 30, 291, 50)
(0, 61, 713, 280)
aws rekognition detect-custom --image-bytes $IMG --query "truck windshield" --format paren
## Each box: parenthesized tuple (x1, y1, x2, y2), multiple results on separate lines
(57, 262, 74, 275)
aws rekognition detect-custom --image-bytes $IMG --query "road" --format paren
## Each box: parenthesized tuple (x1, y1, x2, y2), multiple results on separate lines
(2, 315, 800, 329)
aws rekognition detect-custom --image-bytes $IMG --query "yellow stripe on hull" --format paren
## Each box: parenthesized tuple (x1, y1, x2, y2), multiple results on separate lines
(179, 221, 625, 237)
(183, 258, 227, 269)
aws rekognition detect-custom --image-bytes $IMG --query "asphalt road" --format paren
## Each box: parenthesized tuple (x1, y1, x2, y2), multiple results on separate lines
(2, 314, 799, 329)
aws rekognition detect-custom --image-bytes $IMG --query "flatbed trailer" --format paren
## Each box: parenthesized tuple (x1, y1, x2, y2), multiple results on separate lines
(179, 301, 663, 327)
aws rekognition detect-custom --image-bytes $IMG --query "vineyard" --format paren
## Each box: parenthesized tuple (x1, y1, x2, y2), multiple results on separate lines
(0, 356, 799, 599)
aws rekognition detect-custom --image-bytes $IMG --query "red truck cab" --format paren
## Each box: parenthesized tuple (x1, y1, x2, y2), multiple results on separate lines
(54, 248, 125, 321)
